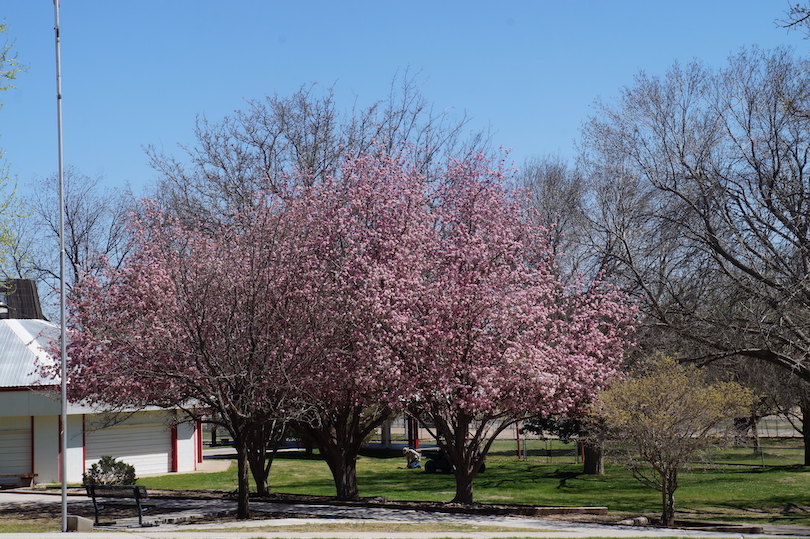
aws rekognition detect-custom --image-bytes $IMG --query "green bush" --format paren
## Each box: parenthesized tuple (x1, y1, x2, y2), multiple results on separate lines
(82, 456, 137, 486)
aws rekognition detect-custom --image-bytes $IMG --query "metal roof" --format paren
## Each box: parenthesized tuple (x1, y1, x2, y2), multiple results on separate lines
(0, 319, 60, 387)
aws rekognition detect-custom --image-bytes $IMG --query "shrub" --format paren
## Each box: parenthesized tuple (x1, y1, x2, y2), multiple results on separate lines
(82, 456, 137, 486)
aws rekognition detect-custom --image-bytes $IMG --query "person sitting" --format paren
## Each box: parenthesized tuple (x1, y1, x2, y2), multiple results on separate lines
(402, 446, 421, 468)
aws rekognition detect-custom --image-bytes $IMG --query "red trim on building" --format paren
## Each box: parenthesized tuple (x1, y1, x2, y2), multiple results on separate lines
(0, 384, 59, 392)
(196, 422, 203, 465)
(29, 416, 34, 474)
(171, 425, 178, 472)
(82, 415, 86, 472)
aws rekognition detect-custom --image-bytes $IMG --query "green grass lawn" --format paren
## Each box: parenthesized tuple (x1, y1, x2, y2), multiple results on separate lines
(138, 444, 810, 526)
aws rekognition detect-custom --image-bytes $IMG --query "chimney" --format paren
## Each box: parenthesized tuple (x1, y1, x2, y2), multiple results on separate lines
(1, 279, 46, 320)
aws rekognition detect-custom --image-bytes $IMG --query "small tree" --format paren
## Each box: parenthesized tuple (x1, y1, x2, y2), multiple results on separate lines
(597, 357, 755, 527)
(522, 414, 607, 475)
(82, 456, 136, 486)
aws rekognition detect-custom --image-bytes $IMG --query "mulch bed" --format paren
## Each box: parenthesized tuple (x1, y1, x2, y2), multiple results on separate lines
(7, 489, 797, 534)
(249, 491, 608, 518)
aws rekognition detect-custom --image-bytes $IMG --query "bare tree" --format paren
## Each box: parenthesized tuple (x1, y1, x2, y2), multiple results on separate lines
(22, 168, 132, 316)
(734, 359, 810, 464)
(519, 157, 592, 278)
(779, 2, 810, 35)
(582, 48, 810, 383)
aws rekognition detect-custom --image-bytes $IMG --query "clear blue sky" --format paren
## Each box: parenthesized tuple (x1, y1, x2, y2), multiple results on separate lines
(1, 1, 806, 196)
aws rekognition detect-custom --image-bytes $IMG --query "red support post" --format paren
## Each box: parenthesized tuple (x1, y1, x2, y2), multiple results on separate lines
(196, 421, 203, 464)
(412, 417, 420, 449)
(30, 416, 35, 475)
(171, 425, 178, 472)
(82, 415, 86, 472)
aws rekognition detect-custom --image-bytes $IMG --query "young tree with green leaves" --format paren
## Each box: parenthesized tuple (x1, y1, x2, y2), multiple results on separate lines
(0, 23, 22, 92)
(0, 22, 27, 277)
(597, 357, 755, 527)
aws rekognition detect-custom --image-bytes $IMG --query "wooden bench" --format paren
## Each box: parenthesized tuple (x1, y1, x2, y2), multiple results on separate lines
(85, 484, 148, 526)
(0, 473, 37, 487)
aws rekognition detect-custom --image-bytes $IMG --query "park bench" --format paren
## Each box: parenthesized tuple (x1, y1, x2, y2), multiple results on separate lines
(0, 473, 37, 487)
(85, 484, 148, 526)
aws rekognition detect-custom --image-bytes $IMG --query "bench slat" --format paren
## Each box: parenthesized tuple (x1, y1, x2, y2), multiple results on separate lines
(87, 484, 147, 498)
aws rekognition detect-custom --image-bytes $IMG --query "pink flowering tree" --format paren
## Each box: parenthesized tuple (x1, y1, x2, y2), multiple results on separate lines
(288, 151, 430, 500)
(409, 155, 636, 504)
(60, 203, 314, 518)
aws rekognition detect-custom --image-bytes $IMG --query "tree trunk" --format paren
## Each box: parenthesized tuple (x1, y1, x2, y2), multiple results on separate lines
(801, 392, 810, 467)
(750, 416, 761, 454)
(304, 437, 314, 458)
(302, 407, 388, 500)
(660, 470, 676, 527)
(432, 413, 482, 504)
(581, 442, 604, 475)
(306, 421, 361, 500)
(246, 433, 269, 497)
(323, 449, 359, 500)
(733, 417, 752, 445)
(452, 468, 474, 504)
(234, 436, 251, 519)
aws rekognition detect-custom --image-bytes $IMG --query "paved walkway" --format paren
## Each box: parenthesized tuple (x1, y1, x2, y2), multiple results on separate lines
(2, 490, 810, 538)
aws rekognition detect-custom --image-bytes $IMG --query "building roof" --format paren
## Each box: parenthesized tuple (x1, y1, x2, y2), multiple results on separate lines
(0, 318, 60, 388)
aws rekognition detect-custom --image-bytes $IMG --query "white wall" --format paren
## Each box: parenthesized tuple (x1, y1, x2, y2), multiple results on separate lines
(0, 416, 32, 484)
(65, 415, 84, 483)
(175, 420, 198, 473)
(32, 414, 56, 484)
(85, 411, 173, 477)
(30, 414, 84, 484)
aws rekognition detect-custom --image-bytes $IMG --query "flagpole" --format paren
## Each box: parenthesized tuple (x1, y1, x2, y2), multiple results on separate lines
(53, 0, 68, 533)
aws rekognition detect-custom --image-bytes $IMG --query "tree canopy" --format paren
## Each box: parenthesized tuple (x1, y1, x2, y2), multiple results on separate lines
(60, 146, 636, 514)
(581, 48, 810, 382)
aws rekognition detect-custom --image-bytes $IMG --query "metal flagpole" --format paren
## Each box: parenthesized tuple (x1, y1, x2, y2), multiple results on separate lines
(52, 0, 68, 532)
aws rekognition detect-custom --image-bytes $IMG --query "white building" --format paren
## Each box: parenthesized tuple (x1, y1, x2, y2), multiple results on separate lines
(0, 314, 201, 485)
